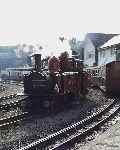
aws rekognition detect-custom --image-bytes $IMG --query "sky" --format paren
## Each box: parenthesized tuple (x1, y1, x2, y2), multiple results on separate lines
(0, 0, 120, 56)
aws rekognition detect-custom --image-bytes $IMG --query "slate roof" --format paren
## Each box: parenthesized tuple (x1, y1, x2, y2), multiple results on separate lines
(100, 34, 120, 48)
(86, 33, 117, 48)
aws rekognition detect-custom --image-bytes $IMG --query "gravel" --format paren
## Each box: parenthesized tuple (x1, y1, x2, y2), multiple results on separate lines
(0, 86, 114, 150)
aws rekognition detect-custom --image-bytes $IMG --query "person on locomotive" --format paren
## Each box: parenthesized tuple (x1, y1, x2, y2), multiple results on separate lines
(59, 51, 69, 72)
(48, 55, 60, 92)
(48, 56, 60, 74)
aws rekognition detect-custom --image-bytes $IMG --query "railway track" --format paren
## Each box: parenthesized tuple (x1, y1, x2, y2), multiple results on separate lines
(0, 81, 29, 128)
(0, 93, 29, 128)
(18, 97, 120, 150)
(0, 111, 28, 128)
(0, 94, 27, 110)
(0, 95, 28, 128)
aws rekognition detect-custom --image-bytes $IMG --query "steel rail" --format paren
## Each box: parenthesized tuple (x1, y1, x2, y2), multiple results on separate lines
(0, 112, 28, 128)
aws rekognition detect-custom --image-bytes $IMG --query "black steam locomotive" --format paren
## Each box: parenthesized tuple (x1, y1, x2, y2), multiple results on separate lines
(24, 54, 55, 96)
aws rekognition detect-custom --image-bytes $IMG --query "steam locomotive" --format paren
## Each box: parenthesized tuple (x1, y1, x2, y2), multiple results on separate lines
(23, 52, 89, 111)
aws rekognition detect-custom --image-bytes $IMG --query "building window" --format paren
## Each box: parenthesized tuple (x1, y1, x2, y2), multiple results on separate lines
(111, 48, 114, 56)
(72, 50, 78, 55)
(103, 51, 105, 58)
(116, 53, 120, 61)
(110, 48, 112, 55)
(88, 54, 92, 58)
(100, 51, 102, 57)
(88, 53, 94, 59)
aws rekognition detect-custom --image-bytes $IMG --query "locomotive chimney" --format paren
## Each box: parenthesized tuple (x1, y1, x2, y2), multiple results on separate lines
(34, 54, 41, 72)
